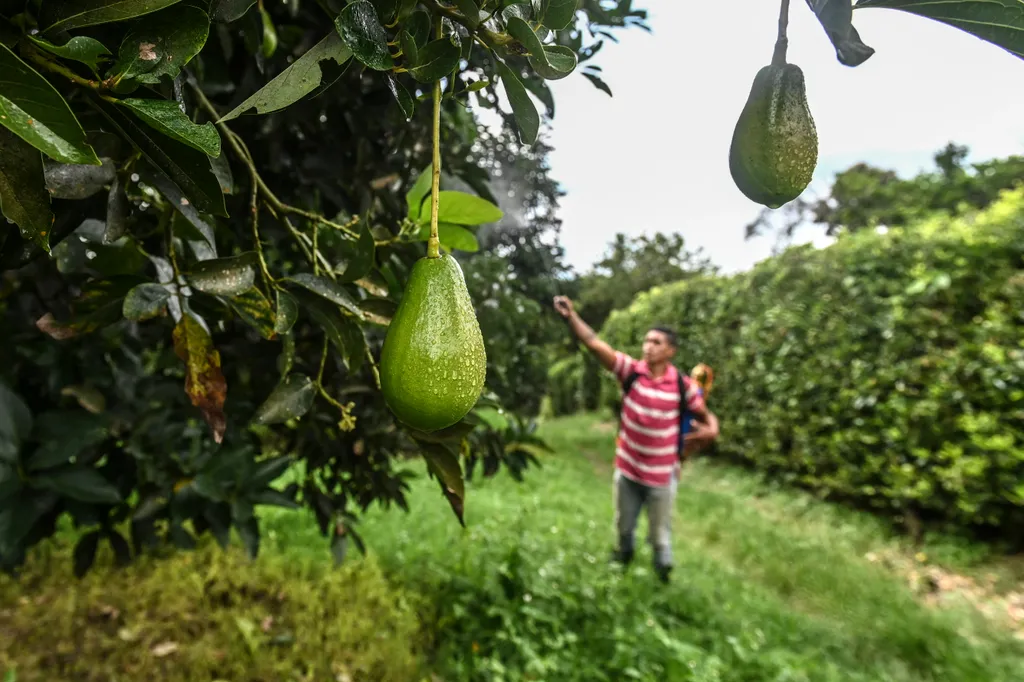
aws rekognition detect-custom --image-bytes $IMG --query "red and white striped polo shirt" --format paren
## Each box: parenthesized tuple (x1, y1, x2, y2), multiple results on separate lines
(613, 352, 705, 488)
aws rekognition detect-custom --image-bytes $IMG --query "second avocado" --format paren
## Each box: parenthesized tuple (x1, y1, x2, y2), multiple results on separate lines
(380, 254, 486, 432)
(729, 62, 818, 209)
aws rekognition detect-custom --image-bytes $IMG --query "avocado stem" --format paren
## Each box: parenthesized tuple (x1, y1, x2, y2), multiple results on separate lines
(772, 0, 790, 67)
(427, 18, 444, 259)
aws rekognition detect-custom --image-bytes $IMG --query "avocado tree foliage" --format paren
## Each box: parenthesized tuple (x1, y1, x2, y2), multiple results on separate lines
(0, 0, 1021, 578)
(0, 0, 646, 576)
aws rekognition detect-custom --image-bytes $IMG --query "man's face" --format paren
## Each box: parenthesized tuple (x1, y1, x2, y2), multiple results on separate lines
(642, 329, 676, 365)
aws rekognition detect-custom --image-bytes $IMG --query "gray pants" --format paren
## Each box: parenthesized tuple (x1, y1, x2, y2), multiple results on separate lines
(612, 469, 678, 569)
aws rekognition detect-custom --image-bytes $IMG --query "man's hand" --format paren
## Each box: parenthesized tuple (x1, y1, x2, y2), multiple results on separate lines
(553, 295, 574, 319)
(683, 409, 719, 453)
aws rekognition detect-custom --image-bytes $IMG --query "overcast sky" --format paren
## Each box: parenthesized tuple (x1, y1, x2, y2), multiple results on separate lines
(534, 0, 1024, 275)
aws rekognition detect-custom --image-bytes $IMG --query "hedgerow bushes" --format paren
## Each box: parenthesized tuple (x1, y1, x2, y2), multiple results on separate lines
(602, 189, 1024, 539)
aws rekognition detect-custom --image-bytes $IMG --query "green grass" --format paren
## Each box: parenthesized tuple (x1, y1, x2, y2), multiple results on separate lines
(6, 414, 1024, 681)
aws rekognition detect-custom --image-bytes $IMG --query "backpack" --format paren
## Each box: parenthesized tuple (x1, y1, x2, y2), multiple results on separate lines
(619, 368, 693, 458)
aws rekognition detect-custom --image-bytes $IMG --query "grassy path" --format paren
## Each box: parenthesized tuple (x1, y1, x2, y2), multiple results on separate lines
(266, 413, 1024, 681)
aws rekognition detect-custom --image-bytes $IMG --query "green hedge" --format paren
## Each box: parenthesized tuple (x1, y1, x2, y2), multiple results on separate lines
(547, 356, 584, 416)
(603, 189, 1024, 538)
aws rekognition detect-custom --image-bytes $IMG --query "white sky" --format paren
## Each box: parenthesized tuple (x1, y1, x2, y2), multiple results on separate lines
(533, 0, 1024, 274)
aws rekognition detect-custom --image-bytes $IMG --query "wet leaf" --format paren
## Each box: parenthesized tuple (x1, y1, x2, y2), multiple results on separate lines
(399, 30, 419, 66)
(104, 173, 130, 244)
(386, 75, 415, 121)
(0, 127, 52, 252)
(809, 0, 875, 66)
(34, 467, 122, 504)
(43, 158, 116, 200)
(286, 273, 362, 317)
(421, 443, 465, 525)
(123, 283, 171, 321)
(118, 99, 221, 156)
(41, 0, 183, 32)
(218, 32, 353, 122)
(856, 0, 1021, 61)
(438, 223, 479, 252)
(249, 455, 294, 489)
(334, 0, 393, 71)
(336, 222, 376, 283)
(409, 38, 460, 83)
(274, 290, 298, 334)
(405, 10, 431, 48)
(358, 298, 396, 326)
(107, 4, 210, 85)
(28, 412, 109, 471)
(172, 313, 227, 443)
(210, 0, 256, 22)
(28, 35, 112, 71)
(253, 374, 315, 425)
(187, 253, 257, 296)
(73, 531, 101, 577)
(530, 44, 577, 80)
(230, 286, 276, 339)
(92, 96, 226, 217)
(0, 43, 101, 165)
(296, 292, 365, 371)
(497, 61, 539, 144)
(542, 0, 579, 30)
(506, 17, 548, 64)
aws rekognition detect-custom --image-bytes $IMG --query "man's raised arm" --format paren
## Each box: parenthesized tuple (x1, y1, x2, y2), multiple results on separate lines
(552, 295, 618, 372)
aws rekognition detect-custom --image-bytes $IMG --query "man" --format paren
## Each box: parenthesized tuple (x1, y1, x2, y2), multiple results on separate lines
(552, 295, 720, 583)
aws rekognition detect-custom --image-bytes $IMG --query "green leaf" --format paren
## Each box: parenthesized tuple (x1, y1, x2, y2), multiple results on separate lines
(336, 223, 376, 283)
(41, 0, 183, 32)
(249, 455, 293, 488)
(506, 16, 548, 64)
(421, 443, 465, 525)
(399, 30, 419, 67)
(168, 197, 217, 252)
(253, 374, 315, 425)
(497, 61, 539, 144)
(107, 4, 210, 84)
(358, 297, 397, 326)
(334, 0, 393, 71)
(28, 412, 108, 472)
(122, 283, 170, 321)
(107, 529, 132, 566)
(542, 0, 578, 30)
(43, 158, 115, 200)
(438, 223, 479, 252)
(34, 467, 121, 504)
(218, 31, 353, 122)
(274, 290, 298, 334)
(28, 35, 112, 71)
(425, 190, 503, 225)
(230, 286, 276, 339)
(235, 515, 259, 558)
(807, 0, 875, 66)
(210, 0, 256, 23)
(409, 38, 461, 83)
(73, 530, 101, 577)
(530, 45, 577, 80)
(405, 164, 432, 219)
(405, 10, 431, 48)
(187, 253, 257, 296)
(0, 463, 21, 502)
(104, 174, 130, 244)
(582, 71, 612, 97)
(296, 292, 366, 371)
(251, 488, 299, 509)
(286, 273, 362, 317)
(386, 75, 415, 121)
(0, 490, 56, 555)
(0, 381, 32, 461)
(856, 0, 1023, 60)
(91, 96, 227, 217)
(453, 0, 480, 25)
(0, 127, 52, 252)
(473, 406, 509, 431)
(172, 313, 228, 443)
(0, 44, 101, 165)
(118, 99, 221, 157)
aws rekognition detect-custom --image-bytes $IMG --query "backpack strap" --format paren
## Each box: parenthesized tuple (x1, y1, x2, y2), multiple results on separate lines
(676, 371, 689, 457)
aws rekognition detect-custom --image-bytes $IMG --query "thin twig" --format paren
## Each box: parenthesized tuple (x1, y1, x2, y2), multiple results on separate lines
(427, 16, 443, 259)
(772, 0, 790, 67)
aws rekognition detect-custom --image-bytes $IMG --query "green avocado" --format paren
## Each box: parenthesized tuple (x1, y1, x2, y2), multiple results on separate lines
(380, 254, 486, 432)
(729, 62, 818, 209)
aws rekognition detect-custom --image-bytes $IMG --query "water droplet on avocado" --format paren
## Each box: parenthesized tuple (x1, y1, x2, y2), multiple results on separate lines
(380, 254, 487, 432)
(729, 61, 818, 209)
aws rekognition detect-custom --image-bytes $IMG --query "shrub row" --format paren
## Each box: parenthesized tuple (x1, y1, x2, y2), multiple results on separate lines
(601, 189, 1024, 539)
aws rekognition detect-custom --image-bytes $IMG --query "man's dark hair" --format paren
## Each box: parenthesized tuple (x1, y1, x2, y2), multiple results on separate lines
(648, 325, 678, 348)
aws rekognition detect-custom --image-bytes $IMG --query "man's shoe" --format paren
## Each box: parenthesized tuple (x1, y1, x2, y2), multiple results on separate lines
(609, 548, 634, 567)
(654, 563, 672, 584)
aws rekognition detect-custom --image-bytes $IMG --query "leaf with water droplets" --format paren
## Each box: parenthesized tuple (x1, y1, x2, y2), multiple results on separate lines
(334, 0, 393, 71)
(274, 290, 298, 334)
(0, 127, 53, 253)
(107, 4, 210, 85)
(41, 0, 182, 32)
(421, 442, 465, 526)
(286, 273, 362, 317)
(253, 374, 316, 425)
(530, 45, 577, 81)
(28, 35, 112, 72)
(230, 286, 276, 339)
(187, 253, 257, 297)
(542, 0, 579, 30)
(358, 298, 396, 326)
(336, 222, 376, 283)
(506, 16, 548, 65)
(409, 38, 460, 83)
(118, 98, 221, 157)
(172, 313, 227, 443)
(295, 291, 365, 371)
(123, 283, 170, 321)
